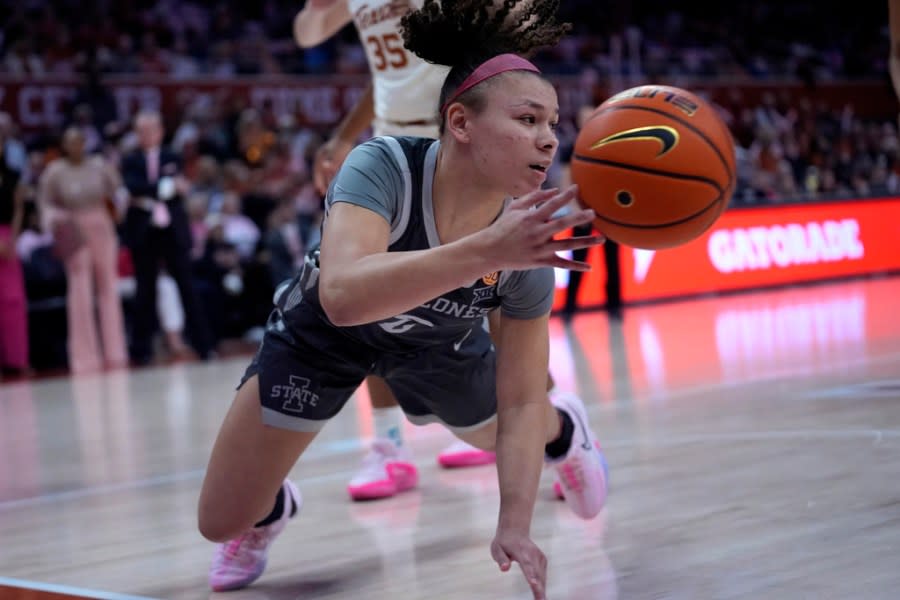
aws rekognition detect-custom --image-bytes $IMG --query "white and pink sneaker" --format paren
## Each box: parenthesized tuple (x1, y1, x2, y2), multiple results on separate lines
(347, 438, 418, 501)
(552, 442, 607, 502)
(547, 392, 609, 519)
(437, 439, 496, 468)
(208, 480, 301, 592)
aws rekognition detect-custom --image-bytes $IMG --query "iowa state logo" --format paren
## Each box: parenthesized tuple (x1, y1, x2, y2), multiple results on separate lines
(482, 272, 499, 285)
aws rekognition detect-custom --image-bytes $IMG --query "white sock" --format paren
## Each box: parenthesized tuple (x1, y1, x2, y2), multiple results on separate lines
(373, 406, 405, 447)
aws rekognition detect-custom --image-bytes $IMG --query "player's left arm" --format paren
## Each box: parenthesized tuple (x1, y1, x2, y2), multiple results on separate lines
(490, 311, 552, 596)
(488, 309, 556, 392)
(493, 312, 550, 532)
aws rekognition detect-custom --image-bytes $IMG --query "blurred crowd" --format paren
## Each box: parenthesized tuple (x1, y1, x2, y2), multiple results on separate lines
(0, 1, 888, 81)
(723, 92, 900, 204)
(0, 0, 897, 376)
(1, 100, 319, 374)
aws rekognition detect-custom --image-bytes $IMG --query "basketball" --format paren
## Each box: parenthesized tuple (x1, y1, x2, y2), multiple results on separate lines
(570, 85, 736, 250)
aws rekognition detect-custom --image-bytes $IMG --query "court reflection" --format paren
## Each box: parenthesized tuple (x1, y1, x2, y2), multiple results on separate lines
(0, 382, 40, 501)
(556, 277, 900, 404)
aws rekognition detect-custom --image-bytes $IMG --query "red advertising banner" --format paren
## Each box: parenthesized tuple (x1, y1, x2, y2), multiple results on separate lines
(552, 197, 900, 310)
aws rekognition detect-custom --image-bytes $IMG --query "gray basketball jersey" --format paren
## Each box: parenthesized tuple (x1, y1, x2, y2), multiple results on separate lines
(290, 136, 554, 353)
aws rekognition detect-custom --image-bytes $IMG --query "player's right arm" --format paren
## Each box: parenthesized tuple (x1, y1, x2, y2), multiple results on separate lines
(319, 189, 595, 326)
(293, 0, 353, 48)
(317, 142, 597, 326)
(319, 199, 506, 326)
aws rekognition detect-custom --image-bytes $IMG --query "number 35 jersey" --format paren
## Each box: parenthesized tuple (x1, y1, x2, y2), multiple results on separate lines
(349, 0, 449, 124)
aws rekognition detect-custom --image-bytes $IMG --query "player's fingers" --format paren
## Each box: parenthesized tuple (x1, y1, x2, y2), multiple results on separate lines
(313, 154, 331, 194)
(313, 178, 324, 197)
(491, 544, 512, 572)
(548, 234, 606, 253)
(532, 185, 579, 220)
(323, 164, 339, 187)
(521, 552, 547, 600)
(528, 575, 545, 600)
(313, 168, 327, 196)
(315, 158, 341, 196)
(546, 255, 593, 271)
(313, 148, 330, 168)
(509, 187, 559, 211)
(542, 208, 596, 237)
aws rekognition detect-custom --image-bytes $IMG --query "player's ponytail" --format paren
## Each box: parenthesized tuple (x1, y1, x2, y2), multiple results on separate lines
(401, 0, 570, 131)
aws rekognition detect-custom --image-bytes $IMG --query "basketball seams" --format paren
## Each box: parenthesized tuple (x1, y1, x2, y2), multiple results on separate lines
(569, 153, 722, 233)
(571, 155, 723, 192)
(591, 188, 722, 230)
(585, 104, 734, 182)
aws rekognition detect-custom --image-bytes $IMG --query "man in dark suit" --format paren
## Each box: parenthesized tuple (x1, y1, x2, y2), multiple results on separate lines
(121, 109, 214, 364)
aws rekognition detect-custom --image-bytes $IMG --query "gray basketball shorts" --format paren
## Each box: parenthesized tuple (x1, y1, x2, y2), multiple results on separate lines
(238, 300, 498, 434)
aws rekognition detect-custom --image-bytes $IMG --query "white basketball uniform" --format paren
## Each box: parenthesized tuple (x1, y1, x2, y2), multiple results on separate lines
(348, 0, 449, 138)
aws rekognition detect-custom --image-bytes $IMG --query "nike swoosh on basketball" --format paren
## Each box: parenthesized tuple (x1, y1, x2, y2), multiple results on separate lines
(589, 125, 680, 157)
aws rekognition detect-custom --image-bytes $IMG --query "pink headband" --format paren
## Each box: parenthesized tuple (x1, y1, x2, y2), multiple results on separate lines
(440, 53, 541, 116)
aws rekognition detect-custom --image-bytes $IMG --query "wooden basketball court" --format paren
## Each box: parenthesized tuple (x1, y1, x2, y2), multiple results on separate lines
(1, 276, 898, 599)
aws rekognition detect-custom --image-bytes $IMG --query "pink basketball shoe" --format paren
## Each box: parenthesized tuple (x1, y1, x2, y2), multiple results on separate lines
(208, 480, 301, 592)
(547, 392, 609, 519)
(347, 439, 418, 501)
(437, 439, 496, 468)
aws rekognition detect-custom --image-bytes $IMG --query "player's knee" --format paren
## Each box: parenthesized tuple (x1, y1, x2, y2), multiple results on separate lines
(197, 504, 245, 543)
(197, 511, 225, 543)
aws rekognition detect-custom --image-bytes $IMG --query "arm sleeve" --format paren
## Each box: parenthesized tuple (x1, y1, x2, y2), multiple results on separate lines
(325, 138, 404, 226)
(498, 267, 556, 320)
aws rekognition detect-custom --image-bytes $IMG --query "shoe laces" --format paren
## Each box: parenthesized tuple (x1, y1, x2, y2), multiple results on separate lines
(560, 460, 585, 494)
(368, 439, 406, 463)
(222, 528, 268, 561)
(351, 446, 391, 480)
(362, 447, 389, 467)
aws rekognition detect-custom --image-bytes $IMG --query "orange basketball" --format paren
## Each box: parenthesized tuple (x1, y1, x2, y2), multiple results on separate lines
(570, 85, 736, 250)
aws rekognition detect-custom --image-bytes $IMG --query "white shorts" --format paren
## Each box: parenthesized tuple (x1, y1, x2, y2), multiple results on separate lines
(373, 118, 440, 139)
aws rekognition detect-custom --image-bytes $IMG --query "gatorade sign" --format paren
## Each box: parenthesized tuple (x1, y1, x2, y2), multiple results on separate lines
(707, 219, 864, 274)
(551, 197, 900, 309)
(620, 198, 900, 302)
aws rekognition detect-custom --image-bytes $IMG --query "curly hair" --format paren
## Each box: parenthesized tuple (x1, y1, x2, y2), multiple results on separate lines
(401, 0, 570, 130)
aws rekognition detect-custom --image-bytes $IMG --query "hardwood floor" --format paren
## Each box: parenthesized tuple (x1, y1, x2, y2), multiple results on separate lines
(1, 276, 899, 599)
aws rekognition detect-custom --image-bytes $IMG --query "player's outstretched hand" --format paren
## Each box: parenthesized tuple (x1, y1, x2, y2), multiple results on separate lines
(482, 184, 604, 271)
(491, 528, 548, 600)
